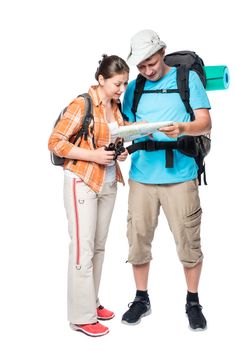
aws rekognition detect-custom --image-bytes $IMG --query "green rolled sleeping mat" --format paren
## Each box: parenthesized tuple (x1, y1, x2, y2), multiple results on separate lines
(204, 65, 230, 90)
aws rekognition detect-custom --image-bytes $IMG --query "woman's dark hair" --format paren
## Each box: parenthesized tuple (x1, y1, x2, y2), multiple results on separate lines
(95, 54, 129, 81)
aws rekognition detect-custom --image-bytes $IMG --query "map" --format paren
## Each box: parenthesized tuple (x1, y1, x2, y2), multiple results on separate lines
(111, 121, 174, 142)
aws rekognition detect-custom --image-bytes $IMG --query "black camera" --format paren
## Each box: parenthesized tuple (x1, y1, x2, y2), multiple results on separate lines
(105, 137, 125, 160)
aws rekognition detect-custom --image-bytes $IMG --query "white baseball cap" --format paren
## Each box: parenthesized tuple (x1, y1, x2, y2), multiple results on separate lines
(127, 29, 166, 65)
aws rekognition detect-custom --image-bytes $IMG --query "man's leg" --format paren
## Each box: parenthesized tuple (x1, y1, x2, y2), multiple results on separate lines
(184, 261, 206, 330)
(122, 180, 159, 325)
(132, 262, 150, 291)
(184, 261, 202, 293)
(159, 180, 207, 330)
(122, 261, 151, 325)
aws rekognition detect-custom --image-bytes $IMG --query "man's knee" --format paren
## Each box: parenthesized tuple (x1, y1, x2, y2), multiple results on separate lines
(180, 254, 204, 268)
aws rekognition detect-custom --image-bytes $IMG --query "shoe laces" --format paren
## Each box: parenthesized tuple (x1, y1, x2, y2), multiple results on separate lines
(186, 302, 203, 319)
(128, 297, 149, 309)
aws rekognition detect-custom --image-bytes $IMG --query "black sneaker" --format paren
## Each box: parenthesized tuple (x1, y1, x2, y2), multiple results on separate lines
(122, 296, 151, 325)
(186, 301, 207, 330)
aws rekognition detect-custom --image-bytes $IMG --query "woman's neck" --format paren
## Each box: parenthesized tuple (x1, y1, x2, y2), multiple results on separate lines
(97, 86, 111, 107)
(97, 86, 115, 122)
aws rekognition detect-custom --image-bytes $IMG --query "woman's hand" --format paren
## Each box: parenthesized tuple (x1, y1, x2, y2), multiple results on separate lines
(93, 147, 115, 165)
(117, 149, 128, 161)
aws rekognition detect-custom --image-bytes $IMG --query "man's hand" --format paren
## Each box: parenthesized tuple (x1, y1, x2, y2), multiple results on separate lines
(158, 122, 184, 138)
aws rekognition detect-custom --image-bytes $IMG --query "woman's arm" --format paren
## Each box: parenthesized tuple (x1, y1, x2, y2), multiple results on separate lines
(65, 146, 115, 165)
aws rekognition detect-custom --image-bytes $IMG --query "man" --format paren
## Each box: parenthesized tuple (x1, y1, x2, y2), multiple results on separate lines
(121, 29, 211, 330)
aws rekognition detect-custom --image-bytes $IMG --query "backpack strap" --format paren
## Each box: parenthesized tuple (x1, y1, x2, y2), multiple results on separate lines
(72, 93, 95, 166)
(132, 67, 195, 120)
(131, 73, 179, 118)
(176, 68, 209, 184)
(143, 88, 179, 94)
(73, 93, 95, 147)
(131, 74, 146, 118)
(176, 65, 195, 121)
(127, 140, 178, 168)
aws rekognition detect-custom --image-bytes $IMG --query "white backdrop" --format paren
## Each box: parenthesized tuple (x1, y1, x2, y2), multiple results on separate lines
(0, 0, 233, 349)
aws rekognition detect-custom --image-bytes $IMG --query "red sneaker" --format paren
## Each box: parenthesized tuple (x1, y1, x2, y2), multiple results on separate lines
(70, 322, 109, 337)
(97, 305, 115, 320)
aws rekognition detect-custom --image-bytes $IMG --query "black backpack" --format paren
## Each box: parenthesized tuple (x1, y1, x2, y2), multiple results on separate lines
(129, 50, 211, 185)
(50, 93, 95, 166)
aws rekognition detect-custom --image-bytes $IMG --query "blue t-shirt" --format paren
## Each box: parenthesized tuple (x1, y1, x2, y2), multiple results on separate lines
(123, 67, 211, 184)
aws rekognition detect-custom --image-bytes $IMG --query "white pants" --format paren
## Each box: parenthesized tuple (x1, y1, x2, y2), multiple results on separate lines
(63, 176, 117, 324)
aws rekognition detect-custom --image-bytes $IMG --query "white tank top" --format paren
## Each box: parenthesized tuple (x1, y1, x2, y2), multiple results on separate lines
(105, 121, 119, 183)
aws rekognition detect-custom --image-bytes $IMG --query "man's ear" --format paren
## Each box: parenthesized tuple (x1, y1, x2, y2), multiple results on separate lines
(161, 48, 166, 57)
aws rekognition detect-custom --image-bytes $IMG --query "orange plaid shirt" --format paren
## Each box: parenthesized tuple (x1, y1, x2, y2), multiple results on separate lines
(48, 86, 128, 193)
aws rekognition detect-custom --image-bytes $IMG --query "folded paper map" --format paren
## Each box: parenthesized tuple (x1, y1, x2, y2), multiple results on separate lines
(111, 121, 174, 142)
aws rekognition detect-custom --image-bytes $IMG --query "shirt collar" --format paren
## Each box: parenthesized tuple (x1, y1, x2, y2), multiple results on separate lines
(88, 85, 103, 107)
(88, 85, 121, 109)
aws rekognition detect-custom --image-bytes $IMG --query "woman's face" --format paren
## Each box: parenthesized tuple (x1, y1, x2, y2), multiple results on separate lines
(99, 72, 129, 100)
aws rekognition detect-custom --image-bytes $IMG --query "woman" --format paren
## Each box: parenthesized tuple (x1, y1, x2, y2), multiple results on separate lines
(48, 55, 129, 337)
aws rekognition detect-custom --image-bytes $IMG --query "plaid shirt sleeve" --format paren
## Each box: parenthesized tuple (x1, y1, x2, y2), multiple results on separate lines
(48, 97, 86, 157)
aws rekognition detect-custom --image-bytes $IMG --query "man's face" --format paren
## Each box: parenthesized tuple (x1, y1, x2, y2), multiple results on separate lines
(137, 52, 165, 81)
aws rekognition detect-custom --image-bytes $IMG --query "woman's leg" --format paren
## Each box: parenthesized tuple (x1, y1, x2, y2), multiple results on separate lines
(92, 182, 117, 306)
(64, 176, 98, 325)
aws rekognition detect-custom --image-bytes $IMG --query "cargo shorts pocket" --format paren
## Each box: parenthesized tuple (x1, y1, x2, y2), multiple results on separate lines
(184, 208, 202, 249)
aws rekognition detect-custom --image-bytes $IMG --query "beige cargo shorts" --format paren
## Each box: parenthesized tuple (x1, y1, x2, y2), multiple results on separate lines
(127, 179, 203, 268)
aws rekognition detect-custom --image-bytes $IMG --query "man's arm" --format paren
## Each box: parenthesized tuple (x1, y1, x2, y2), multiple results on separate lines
(158, 108, 212, 138)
